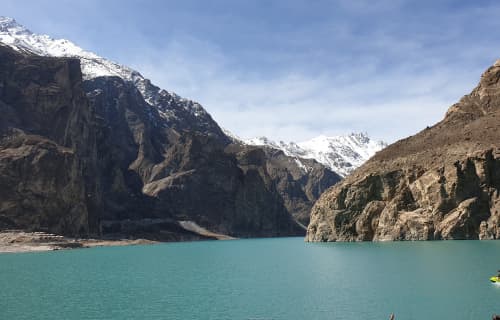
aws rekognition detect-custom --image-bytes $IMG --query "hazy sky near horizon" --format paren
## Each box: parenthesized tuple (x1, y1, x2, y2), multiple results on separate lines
(3, 0, 500, 143)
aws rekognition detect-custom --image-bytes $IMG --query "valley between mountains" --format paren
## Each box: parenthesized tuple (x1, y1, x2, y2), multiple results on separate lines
(1, 15, 498, 252)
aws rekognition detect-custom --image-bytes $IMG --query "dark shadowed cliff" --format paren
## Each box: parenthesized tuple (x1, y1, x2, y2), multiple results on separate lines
(0, 45, 95, 236)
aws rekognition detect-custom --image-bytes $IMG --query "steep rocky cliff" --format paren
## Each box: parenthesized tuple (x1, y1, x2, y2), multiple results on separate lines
(0, 45, 95, 236)
(229, 145, 340, 226)
(0, 45, 339, 240)
(83, 75, 328, 238)
(307, 60, 500, 241)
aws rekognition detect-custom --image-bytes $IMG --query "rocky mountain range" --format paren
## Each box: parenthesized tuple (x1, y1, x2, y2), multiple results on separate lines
(306, 59, 500, 241)
(0, 17, 345, 240)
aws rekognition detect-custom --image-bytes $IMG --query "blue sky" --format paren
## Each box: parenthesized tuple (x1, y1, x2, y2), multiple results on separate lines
(3, 0, 500, 143)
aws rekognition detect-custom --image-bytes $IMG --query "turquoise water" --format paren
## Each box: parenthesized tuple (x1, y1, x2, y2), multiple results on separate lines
(0, 238, 499, 320)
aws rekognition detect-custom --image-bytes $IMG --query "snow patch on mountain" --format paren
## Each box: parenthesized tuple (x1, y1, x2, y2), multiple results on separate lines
(245, 133, 387, 177)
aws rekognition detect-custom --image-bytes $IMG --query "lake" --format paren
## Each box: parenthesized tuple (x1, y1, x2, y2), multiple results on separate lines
(0, 238, 499, 320)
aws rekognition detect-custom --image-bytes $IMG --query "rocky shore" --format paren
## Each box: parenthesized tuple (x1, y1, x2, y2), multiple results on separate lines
(0, 230, 157, 253)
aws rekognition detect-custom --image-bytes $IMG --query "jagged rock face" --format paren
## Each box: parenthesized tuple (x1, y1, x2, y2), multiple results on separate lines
(307, 60, 500, 242)
(145, 136, 305, 237)
(230, 145, 341, 226)
(83, 77, 161, 228)
(0, 45, 96, 236)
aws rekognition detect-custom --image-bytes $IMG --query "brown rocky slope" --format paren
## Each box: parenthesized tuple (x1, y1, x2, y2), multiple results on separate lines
(306, 60, 500, 241)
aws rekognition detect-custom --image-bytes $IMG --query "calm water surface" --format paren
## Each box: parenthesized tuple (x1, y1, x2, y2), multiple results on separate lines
(0, 238, 499, 320)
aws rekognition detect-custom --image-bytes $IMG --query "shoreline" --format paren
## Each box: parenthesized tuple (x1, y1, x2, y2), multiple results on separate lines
(0, 231, 158, 254)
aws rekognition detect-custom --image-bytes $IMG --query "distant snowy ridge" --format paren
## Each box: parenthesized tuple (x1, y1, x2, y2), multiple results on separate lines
(0, 16, 210, 124)
(245, 133, 387, 177)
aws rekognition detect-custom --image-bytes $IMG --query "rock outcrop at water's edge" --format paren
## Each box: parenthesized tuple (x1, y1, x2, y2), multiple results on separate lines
(306, 59, 500, 241)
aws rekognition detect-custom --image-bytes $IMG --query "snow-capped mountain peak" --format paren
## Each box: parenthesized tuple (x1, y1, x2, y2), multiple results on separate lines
(0, 17, 30, 36)
(0, 17, 127, 78)
(245, 133, 387, 177)
(0, 16, 213, 126)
